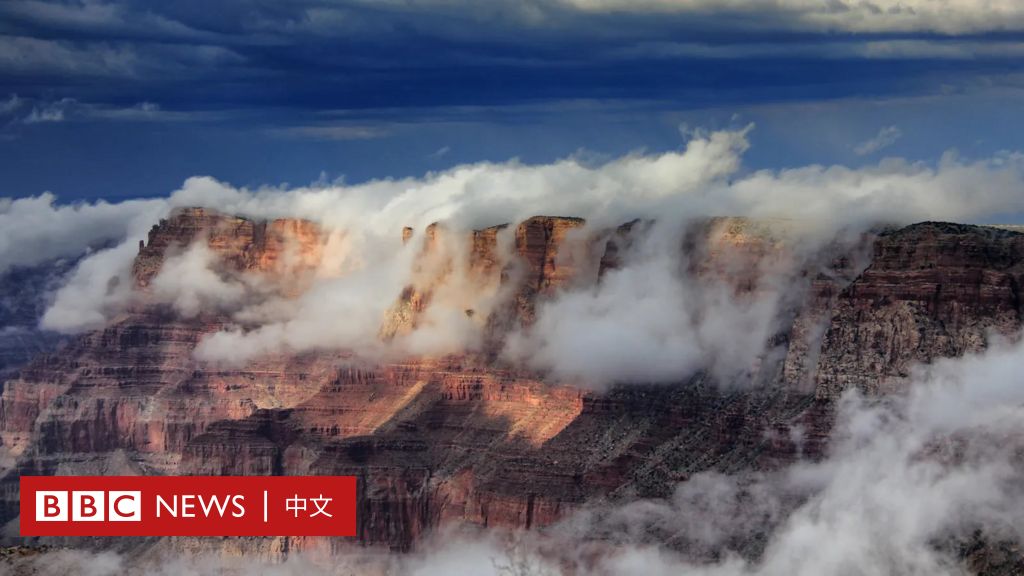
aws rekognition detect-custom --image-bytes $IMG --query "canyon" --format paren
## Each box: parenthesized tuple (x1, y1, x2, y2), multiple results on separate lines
(0, 207, 1022, 565)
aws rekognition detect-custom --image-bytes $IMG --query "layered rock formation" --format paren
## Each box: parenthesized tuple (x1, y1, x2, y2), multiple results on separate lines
(509, 216, 587, 326)
(0, 207, 1021, 562)
(134, 207, 326, 293)
(815, 222, 1024, 399)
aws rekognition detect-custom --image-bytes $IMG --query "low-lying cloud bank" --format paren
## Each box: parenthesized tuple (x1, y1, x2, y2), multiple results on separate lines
(569, 336, 1024, 575)
(2, 125, 1022, 384)
(0, 193, 165, 275)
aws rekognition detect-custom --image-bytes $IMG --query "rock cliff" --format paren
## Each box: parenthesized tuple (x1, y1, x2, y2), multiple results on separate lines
(134, 207, 326, 292)
(815, 222, 1024, 399)
(1, 208, 1021, 561)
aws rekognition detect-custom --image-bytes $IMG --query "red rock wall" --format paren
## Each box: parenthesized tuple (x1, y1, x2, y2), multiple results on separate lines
(133, 207, 326, 289)
(815, 222, 1024, 399)
(2, 209, 1022, 556)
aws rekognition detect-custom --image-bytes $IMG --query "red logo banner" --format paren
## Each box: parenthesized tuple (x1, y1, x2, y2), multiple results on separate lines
(20, 476, 357, 536)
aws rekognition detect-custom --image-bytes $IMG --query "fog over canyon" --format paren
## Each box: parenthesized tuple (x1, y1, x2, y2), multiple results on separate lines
(2, 127, 1024, 575)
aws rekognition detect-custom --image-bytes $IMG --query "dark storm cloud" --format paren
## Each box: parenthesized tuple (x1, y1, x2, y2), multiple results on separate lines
(3, 0, 1024, 117)
(2, 1, 1024, 202)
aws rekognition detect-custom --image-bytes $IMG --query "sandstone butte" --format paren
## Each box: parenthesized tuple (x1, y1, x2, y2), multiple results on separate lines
(0, 207, 1022, 561)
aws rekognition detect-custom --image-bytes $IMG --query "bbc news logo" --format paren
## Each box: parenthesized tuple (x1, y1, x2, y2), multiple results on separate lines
(20, 476, 357, 536)
(35, 491, 141, 522)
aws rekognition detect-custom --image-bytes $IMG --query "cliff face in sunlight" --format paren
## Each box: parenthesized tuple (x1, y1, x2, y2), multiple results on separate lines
(1, 208, 1021, 559)
(133, 207, 327, 295)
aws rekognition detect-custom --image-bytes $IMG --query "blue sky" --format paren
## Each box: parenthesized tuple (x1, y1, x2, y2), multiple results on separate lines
(2, 0, 1024, 203)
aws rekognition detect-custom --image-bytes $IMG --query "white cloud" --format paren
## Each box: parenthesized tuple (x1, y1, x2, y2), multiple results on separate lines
(194, 243, 416, 362)
(0, 35, 242, 80)
(0, 36, 139, 78)
(854, 126, 902, 156)
(504, 219, 792, 387)
(39, 239, 139, 333)
(0, 97, 198, 131)
(150, 243, 250, 318)
(19, 125, 1024, 376)
(22, 98, 73, 124)
(0, 193, 165, 275)
(84, 101, 187, 122)
(170, 128, 1024, 376)
(429, 145, 451, 159)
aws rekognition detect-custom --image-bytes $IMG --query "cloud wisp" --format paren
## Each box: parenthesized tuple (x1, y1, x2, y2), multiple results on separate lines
(854, 126, 903, 156)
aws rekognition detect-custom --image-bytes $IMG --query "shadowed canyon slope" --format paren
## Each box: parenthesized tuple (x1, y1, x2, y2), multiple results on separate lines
(0, 207, 1022, 559)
